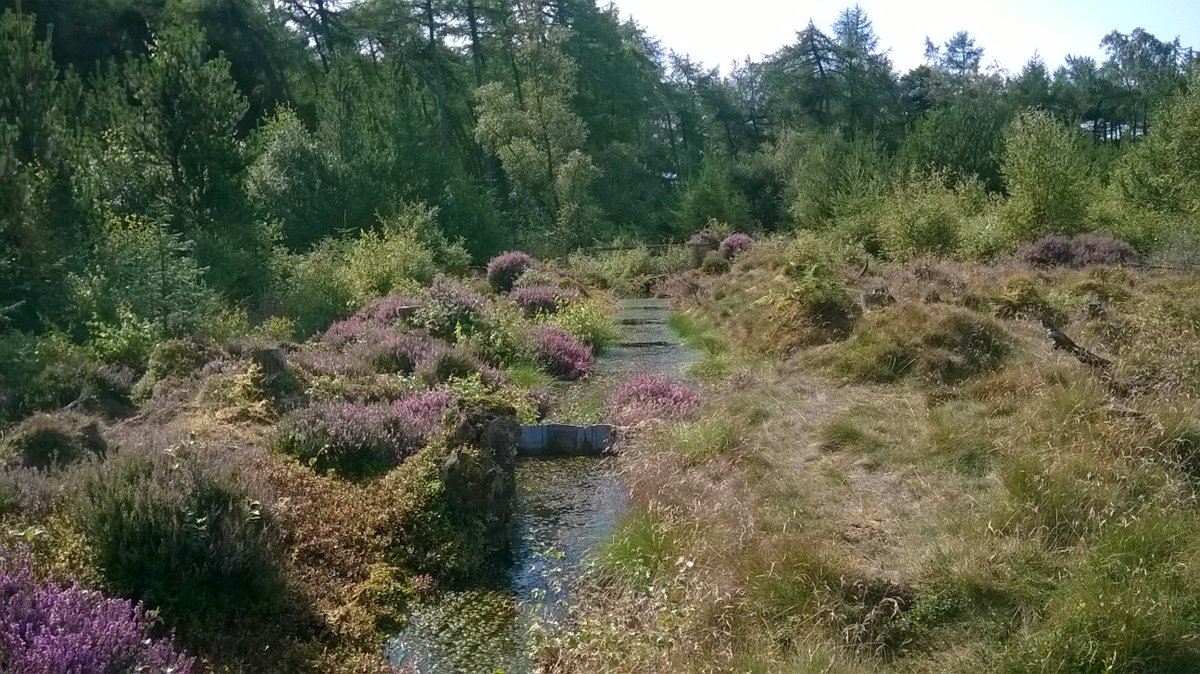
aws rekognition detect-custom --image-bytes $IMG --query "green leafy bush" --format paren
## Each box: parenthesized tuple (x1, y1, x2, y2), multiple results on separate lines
(0, 332, 111, 425)
(878, 174, 964, 261)
(1001, 110, 1090, 242)
(541, 300, 618, 354)
(271, 210, 443, 337)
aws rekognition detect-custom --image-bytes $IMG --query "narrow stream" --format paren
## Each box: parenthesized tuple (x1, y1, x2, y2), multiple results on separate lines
(385, 298, 692, 673)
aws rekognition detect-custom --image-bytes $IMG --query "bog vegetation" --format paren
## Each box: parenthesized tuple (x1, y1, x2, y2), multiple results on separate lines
(1, 0, 1199, 672)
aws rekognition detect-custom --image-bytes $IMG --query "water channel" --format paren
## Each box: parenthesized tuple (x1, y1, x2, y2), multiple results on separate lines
(385, 297, 694, 673)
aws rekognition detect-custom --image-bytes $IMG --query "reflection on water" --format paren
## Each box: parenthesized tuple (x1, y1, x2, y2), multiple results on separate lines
(385, 457, 627, 674)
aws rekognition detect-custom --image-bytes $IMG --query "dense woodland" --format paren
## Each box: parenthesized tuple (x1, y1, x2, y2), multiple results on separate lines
(1, 0, 1198, 411)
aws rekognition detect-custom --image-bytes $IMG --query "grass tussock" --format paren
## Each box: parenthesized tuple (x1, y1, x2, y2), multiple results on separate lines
(827, 303, 1012, 385)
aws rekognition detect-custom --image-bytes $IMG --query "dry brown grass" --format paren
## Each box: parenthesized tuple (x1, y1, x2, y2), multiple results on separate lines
(553, 251, 1200, 673)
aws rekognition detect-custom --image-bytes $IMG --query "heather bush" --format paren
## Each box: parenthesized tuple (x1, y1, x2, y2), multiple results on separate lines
(417, 276, 488, 339)
(532, 326, 594, 380)
(417, 347, 491, 386)
(355, 294, 422, 326)
(542, 300, 618, 353)
(0, 551, 195, 674)
(1017, 234, 1074, 267)
(487, 251, 534, 292)
(0, 411, 107, 470)
(71, 443, 285, 625)
(718, 233, 754, 259)
(275, 391, 456, 478)
(1019, 234, 1138, 268)
(1070, 233, 1138, 267)
(306, 320, 437, 376)
(0, 467, 56, 517)
(607, 372, 702, 426)
(510, 284, 580, 315)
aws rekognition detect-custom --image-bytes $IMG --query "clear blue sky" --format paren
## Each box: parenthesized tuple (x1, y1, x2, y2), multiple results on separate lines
(610, 0, 1200, 74)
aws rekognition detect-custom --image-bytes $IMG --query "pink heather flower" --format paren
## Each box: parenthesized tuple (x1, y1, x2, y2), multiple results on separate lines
(718, 233, 754, 260)
(533, 326, 593, 381)
(509, 284, 580, 315)
(356, 294, 421, 325)
(289, 391, 456, 463)
(419, 276, 488, 339)
(607, 372, 701, 426)
(0, 550, 195, 674)
(486, 251, 534, 292)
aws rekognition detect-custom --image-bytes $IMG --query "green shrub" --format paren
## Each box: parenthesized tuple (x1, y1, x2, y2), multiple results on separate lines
(1001, 110, 1090, 242)
(542, 300, 618, 354)
(878, 174, 964, 261)
(71, 443, 285, 624)
(0, 332, 109, 425)
(133, 338, 219, 401)
(675, 159, 753, 233)
(751, 263, 859, 351)
(245, 107, 340, 249)
(66, 213, 224, 362)
(271, 208, 444, 338)
(991, 275, 1059, 320)
(700, 251, 730, 274)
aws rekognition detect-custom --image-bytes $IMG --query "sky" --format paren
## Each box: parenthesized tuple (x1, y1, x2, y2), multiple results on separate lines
(610, 0, 1200, 75)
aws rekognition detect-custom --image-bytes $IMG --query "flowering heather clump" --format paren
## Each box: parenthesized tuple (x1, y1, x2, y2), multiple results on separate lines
(533, 326, 594, 381)
(487, 251, 534, 292)
(347, 331, 437, 375)
(1019, 233, 1137, 268)
(419, 276, 488, 339)
(356, 294, 421, 325)
(1017, 234, 1075, 267)
(0, 551, 195, 674)
(607, 372, 701, 426)
(1070, 233, 1138, 267)
(510, 284, 580, 315)
(278, 391, 456, 477)
(719, 233, 754, 259)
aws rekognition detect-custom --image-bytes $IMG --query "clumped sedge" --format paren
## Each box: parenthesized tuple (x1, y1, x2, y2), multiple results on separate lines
(607, 372, 701, 426)
(0, 551, 195, 674)
(486, 251, 535, 292)
(533, 326, 594, 380)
